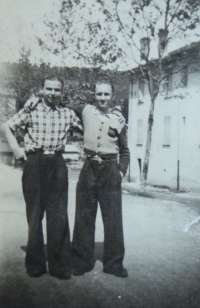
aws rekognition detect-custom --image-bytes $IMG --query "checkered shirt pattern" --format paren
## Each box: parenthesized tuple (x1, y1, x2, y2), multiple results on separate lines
(7, 100, 82, 152)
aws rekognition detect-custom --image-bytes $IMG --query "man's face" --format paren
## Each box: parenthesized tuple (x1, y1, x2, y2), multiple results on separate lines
(42, 80, 62, 106)
(95, 83, 113, 113)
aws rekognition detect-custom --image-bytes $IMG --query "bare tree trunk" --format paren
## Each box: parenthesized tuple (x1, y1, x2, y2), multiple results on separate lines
(140, 97, 155, 191)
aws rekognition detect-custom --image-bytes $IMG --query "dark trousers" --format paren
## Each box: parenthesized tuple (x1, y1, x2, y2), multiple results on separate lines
(22, 152, 71, 274)
(72, 158, 125, 272)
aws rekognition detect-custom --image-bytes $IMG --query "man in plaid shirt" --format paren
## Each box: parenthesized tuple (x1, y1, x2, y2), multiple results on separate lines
(3, 76, 82, 280)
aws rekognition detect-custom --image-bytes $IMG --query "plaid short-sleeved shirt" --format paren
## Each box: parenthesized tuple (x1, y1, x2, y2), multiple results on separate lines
(7, 100, 82, 152)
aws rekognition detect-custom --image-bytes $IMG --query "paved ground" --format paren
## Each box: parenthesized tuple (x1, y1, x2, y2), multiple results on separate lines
(0, 164, 200, 308)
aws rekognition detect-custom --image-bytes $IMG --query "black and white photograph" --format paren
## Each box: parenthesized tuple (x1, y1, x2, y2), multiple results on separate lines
(0, 0, 200, 307)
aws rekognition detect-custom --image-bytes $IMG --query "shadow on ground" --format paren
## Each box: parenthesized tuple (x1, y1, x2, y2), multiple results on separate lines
(20, 242, 104, 263)
(1, 242, 200, 308)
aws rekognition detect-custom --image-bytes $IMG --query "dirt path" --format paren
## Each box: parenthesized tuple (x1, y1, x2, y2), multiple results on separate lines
(0, 164, 200, 308)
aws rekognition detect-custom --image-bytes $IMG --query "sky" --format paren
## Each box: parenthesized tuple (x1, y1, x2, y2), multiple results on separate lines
(0, 0, 61, 65)
(0, 0, 200, 70)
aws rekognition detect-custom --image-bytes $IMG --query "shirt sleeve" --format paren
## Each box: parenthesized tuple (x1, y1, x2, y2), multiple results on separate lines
(112, 106, 126, 125)
(69, 109, 83, 132)
(6, 109, 29, 131)
(111, 108, 126, 134)
(118, 126, 130, 176)
(66, 105, 85, 120)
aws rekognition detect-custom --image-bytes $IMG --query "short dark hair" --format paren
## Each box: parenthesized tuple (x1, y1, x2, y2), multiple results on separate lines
(41, 76, 64, 89)
(95, 75, 114, 93)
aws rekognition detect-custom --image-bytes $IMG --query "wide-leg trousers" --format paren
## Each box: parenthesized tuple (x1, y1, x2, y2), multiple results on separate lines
(22, 152, 71, 274)
(72, 158, 125, 272)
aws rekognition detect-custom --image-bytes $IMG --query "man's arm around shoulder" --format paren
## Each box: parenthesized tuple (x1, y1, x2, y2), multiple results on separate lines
(66, 104, 85, 120)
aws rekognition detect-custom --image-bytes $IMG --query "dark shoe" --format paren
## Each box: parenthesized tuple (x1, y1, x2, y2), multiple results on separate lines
(72, 265, 94, 276)
(27, 269, 46, 278)
(49, 270, 71, 280)
(103, 267, 128, 278)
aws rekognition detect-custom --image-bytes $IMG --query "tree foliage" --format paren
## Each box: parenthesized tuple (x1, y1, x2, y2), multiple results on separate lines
(0, 48, 56, 111)
(38, 0, 200, 69)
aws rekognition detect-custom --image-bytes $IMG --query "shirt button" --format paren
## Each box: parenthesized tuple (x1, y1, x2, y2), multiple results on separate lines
(101, 122, 104, 124)
(97, 136, 100, 139)
(97, 144, 100, 147)
(99, 128, 102, 131)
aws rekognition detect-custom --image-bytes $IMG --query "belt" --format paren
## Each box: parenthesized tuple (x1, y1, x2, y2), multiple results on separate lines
(26, 149, 63, 155)
(87, 153, 117, 162)
(43, 150, 58, 155)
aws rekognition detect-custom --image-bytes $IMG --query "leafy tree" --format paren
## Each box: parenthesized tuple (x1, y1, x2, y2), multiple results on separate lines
(0, 47, 62, 112)
(1, 48, 36, 111)
(38, 0, 200, 187)
(0, 48, 64, 142)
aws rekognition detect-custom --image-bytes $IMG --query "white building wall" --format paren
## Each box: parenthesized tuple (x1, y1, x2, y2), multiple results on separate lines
(128, 70, 200, 192)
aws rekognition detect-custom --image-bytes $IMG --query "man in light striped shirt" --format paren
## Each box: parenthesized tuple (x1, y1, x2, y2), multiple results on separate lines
(3, 76, 82, 280)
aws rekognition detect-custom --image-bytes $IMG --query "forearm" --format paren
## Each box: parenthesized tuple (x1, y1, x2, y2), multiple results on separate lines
(118, 126, 130, 176)
(3, 123, 20, 152)
(119, 148, 130, 176)
(3, 122, 26, 160)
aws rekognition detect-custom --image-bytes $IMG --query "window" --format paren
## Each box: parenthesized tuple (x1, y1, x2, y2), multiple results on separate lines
(182, 116, 186, 140)
(166, 74, 173, 95)
(130, 80, 138, 98)
(163, 117, 171, 145)
(133, 90, 137, 98)
(139, 79, 145, 95)
(181, 66, 188, 87)
(138, 78, 145, 103)
(138, 158, 142, 179)
(140, 37, 149, 59)
(137, 119, 143, 145)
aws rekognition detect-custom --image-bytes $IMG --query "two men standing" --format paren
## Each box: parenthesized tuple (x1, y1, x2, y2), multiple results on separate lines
(4, 75, 129, 279)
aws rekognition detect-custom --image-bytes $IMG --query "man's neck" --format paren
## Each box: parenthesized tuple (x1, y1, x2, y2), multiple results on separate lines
(98, 107, 111, 114)
(43, 99, 59, 109)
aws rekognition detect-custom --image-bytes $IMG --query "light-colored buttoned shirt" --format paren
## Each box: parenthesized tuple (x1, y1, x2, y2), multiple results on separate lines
(82, 105, 125, 154)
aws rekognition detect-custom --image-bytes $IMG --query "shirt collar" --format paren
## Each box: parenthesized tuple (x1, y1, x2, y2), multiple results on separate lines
(41, 99, 61, 114)
(94, 106, 112, 118)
